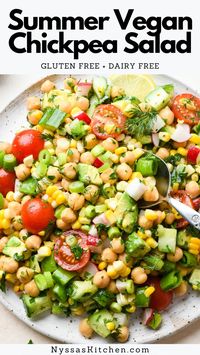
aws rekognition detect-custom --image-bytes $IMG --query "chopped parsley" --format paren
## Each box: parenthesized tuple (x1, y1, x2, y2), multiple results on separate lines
(71, 245, 83, 260)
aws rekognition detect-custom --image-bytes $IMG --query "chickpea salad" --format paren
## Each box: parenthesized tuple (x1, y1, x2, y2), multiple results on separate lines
(0, 75, 200, 343)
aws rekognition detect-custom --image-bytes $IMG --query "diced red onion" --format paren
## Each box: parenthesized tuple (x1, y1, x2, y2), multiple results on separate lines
(171, 123, 191, 143)
(152, 132, 159, 147)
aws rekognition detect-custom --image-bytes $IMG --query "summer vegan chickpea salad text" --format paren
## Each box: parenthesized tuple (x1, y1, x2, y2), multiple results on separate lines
(0, 75, 200, 342)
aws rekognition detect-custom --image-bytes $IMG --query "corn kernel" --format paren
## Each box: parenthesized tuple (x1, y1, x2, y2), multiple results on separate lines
(115, 147, 127, 155)
(97, 196, 106, 204)
(72, 221, 81, 229)
(189, 249, 199, 255)
(137, 231, 147, 239)
(110, 154, 119, 164)
(188, 243, 199, 250)
(13, 285, 20, 293)
(145, 210, 158, 221)
(37, 246, 52, 259)
(126, 305, 136, 313)
(48, 148, 55, 155)
(144, 286, 155, 297)
(120, 266, 131, 277)
(78, 217, 90, 225)
(46, 186, 58, 196)
(107, 265, 118, 279)
(113, 260, 125, 272)
(170, 150, 177, 156)
(146, 237, 158, 249)
(131, 172, 143, 180)
(190, 238, 200, 245)
(105, 210, 116, 225)
(106, 322, 115, 331)
(159, 132, 171, 142)
(104, 123, 115, 134)
(19, 284, 24, 291)
(6, 191, 14, 202)
(98, 262, 107, 270)
(48, 197, 53, 203)
(71, 107, 82, 116)
(191, 173, 199, 182)
(172, 183, 179, 192)
(133, 148, 144, 160)
(52, 190, 61, 200)
(35, 125, 43, 132)
(71, 307, 85, 316)
(5, 274, 17, 284)
(190, 134, 200, 145)
(70, 139, 77, 148)
(2, 219, 10, 229)
(68, 297, 74, 305)
(177, 266, 190, 276)
(0, 210, 5, 218)
(56, 194, 66, 205)
(177, 147, 188, 156)
(38, 231, 45, 237)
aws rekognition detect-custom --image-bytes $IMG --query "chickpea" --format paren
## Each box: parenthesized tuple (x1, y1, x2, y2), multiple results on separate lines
(79, 318, 93, 339)
(15, 164, 31, 181)
(27, 110, 43, 125)
(144, 176, 156, 187)
(117, 326, 129, 343)
(120, 151, 135, 165)
(16, 267, 34, 283)
(118, 253, 134, 267)
(185, 181, 200, 199)
(41, 80, 55, 93)
(174, 281, 188, 297)
(80, 152, 95, 165)
(159, 106, 174, 125)
(167, 247, 183, 262)
(61, 208, 77, 224)
(24, 279, 40, 297)
(68, 193, 85, 211)
(138, 211, 153, 229)
(131, 267, 147, 284)
(47, 166, 62, 183)
(107, 280, 118, 294)
(101, 168, 117, 184)
(21, 195, 31, 206)
(156, 147, 170, 160)
(13, 216, 23, 230)
(64, 77, 77, 90)
(143, 187, 159, 202)
(19, 229, 29, 239)
(0, 255, 19, 273)
(77, 97, 89, 111)
(116, 163, 132, 181)
(63, 162, 77, 180)
(102, 138, 118, 152)
(61, 178, 70, 191)
(0, 237, 8, 253)
(165, 212, 175, 225)
(56, 137, 70, 152)
(84, 185, 99, 203)
(56, 219, 69, 230)
(101, 248, 117, 264)
(66, 148, 80, 163)
(84, 134, 98, 149)
(93, 270, 110, 288)
(27, 96, 41, 111)
(0, 142, 12, 153)
(111, 238, 125, 254)
(59, 100, 73, 114)
(8, 201, 21, 218)
(110, 86, 125, 99)
(154, 211, 166, 225)
(25, 235, 42, 250)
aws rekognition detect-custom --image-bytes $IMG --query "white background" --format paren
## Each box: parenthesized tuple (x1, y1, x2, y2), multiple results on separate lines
(0, 0, 200, 346)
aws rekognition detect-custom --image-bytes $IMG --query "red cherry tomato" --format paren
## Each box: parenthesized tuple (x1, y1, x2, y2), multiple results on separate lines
(171, 190, 194, 229)
(21, 198, 55, 234)
(91, 104, 126, 140)
(93, 157, 104, 168)
(54, 230, 90, 271)
(193, 197, 200, 211)
(73, 111, 91, 125)
(12, 129, 44, 163)
(187, 146, 200, 164)
(0, 168, 16, 197)
(172, 93, 200, 125)
(87, 235, 100, 246)
(147, 277, 173, 311)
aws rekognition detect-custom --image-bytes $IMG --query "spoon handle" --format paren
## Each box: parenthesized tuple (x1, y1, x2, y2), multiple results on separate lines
(168, 196, 200, 231)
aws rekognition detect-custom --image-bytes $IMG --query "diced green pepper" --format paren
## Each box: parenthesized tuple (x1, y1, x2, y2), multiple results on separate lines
(19, 177, 39, 196)
(160, 270, 182, 291)
(148, 312, 162, 330)
(136, 155, 158, 177)
(143, 254, 164, 271)
(3, 154, 17, 171)
(135, 286, 150, 307)
(41, 253, 57, 273)
(0, 150, 5, 168)
(38, 149, 51, 165)
(179, 251, 197, 268)
(0, 193, 4, 209)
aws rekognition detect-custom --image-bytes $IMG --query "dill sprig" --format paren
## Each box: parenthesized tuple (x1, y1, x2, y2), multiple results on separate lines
(125, 107, 157, 137)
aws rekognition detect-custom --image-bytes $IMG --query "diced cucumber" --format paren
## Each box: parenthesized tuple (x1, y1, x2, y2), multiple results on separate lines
(22, 295, 52, 318)
(70, 280, 98, 301)
(157, 225, 177, 254)
(87, 95, 99, 117)
(177, 230, 190, 249)
(88, 310, 113, 338)
(53, 267, 76, 286)
(145, 86, 171, 111)
(29, 255, 41, 273)
(189, 269, 200, 290)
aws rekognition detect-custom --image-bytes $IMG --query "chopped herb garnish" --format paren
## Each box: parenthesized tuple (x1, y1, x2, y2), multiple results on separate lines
(71, 245, 83, 260)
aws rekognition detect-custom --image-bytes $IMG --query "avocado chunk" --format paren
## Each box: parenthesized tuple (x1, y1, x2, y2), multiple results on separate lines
(157, 225, 177, 254)
(114, 192, 138, 233)
(125, 232, 150, 258)
(88, 310, 114, 338)
(3, 237, 26, 261)
(69, 280, 97, 301)
(78, 163, 102, 186)
(145, 86, 171, 111)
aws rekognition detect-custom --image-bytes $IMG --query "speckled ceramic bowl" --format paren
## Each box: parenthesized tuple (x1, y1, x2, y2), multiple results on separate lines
(0, 74, 199, 343)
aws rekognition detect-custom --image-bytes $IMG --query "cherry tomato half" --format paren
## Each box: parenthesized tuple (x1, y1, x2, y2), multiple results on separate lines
(147, 277, 173, 311)
(12, 129, 44, 163)
(54, 230, 90, 271)
(91, 104, 126, 140)
(0, 168, 16, 197)
(171, 190, 194, 229)
(187, 145, 200, 165)
(21, 198, 55, 234)
(172, 93, 200, 125)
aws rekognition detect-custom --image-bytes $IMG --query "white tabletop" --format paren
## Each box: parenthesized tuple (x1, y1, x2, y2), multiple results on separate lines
(0, 74, 200, 344)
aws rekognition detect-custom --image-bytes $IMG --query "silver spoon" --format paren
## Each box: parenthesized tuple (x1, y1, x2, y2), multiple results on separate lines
(139, 152, 200, 231)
